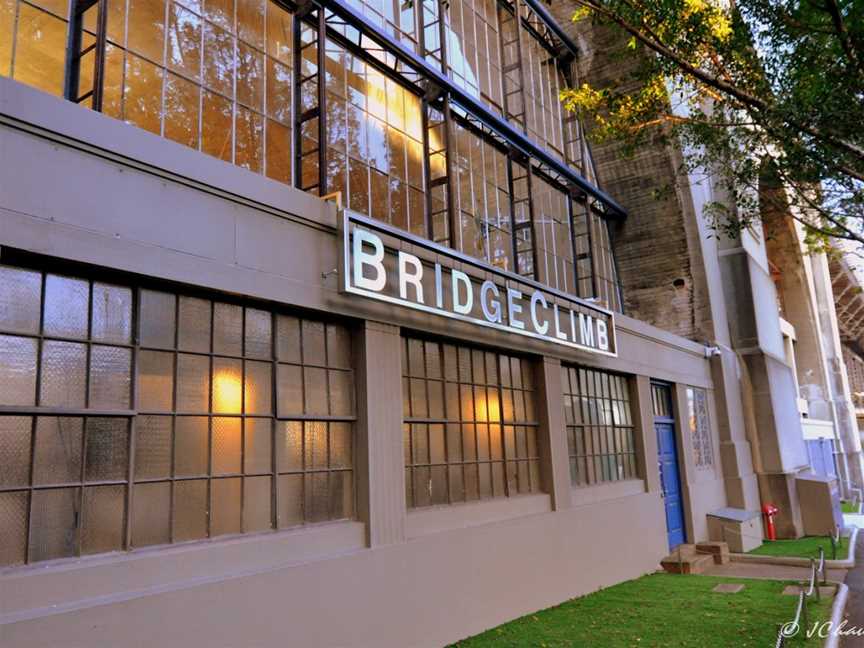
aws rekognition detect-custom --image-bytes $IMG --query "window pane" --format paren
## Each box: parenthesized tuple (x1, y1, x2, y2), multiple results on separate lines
(242, 475, 271, 532)
(92, 283, 133, 344)
(40, 341, 87, 408)
(167, 3, 201, 79)
(178, 296, 211, 352)
(211, 477, 241, 536)
(13, 4, 67, 96)
(173, 478, 208, 540)
(177, 353, 210, 412)
(127, 0, 165, 61)
(244, 360, 272, 414)
(174, 416, 208, 476)
(202, 89, 233, 162)
(81, 484, 125, 554)
(44, 275, 89, 339)
(0, 491, 29, 566)
(0, 416, 32, 488)
(89, 345, 132, 409)
(213, 303, 242, 356)
(132, 481, 171, 547)
(212, 416, 241, 474)
(164, 73, 200, 148)
(29, 487, 80, 561)
(138, 350, 174, 411)
(212, 357, 242, 413)
(124, 54, 164, 135)
(140, 290, 176, 349)
(0, 334, 37, 406)
(135, 415, 172, 479)
(244, 308, 271, 359)
(84, 418, 129, 482)
(0, 266, 41, 334)
(244, 418, 271, 473)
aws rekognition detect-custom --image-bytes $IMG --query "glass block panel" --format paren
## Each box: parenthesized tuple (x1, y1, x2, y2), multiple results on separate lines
(211, 477, 241, 536)
(89, 345, 132, 409)
(174, 479, 208, 541)
(0, 490, 28, 566)
(135, 415, 172, 480)
(278, 473, 303, 528)
(276, 315, 301, 363)
(84, 418, 129, 482)
(244, 360, 272, 414)
(137, 350, 174, 411)
(33, 417, 83, 485)
(176, 353, 210, 412)
(29, 487, 80, 562)
(40, 341, 87, 408)
(244, 308, 272, 359)
(0, 416, 32, 487)
(301, 320, 325, 365)
(91, 283, 133, 344)
(178, 296, 212, 353)
(276, 421, 302, 472)
(174, 416, 208, 476)
(276, 363, 303, 417)
(329, 369, 354, 416)
(139, 290, 176, 349)
(132, 481, 171, 547)
(0, 266, 41, 334)
(213, 302, 242, 355)
(81, 484, 125, 554)
(244, 418, 271, 474)
(212, 417, 241, 474)
(242, 475, 272, 532)
(0, 334, 37, 406)
(212, 357, 242, 413)
(43, 275, 89, 339)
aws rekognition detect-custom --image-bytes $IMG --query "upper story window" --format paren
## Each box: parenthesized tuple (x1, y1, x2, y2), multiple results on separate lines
(0, 262, 355, 567)
(0, 0, 624, 314)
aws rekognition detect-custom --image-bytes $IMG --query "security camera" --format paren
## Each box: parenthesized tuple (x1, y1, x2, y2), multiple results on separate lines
(704, 345, 722, 358)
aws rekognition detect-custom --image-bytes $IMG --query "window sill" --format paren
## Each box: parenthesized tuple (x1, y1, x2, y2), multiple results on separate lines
(570, 478, 646, 507)
(406, 493, 552, 539)
(0, 520, 365, 624)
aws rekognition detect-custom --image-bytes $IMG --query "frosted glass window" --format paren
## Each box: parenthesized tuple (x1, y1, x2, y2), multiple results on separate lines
(402, 336, 540, 508)
(0, 262, 355, 566)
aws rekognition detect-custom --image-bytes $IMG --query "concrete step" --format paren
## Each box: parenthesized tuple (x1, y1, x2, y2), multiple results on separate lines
(660, 546, 716, 574)
(696, 541, 731, 565)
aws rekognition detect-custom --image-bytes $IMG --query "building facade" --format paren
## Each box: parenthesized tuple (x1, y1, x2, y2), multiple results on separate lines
(0, 0, 855, 646)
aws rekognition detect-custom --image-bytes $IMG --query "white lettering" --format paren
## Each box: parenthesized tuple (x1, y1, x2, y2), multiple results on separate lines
(579, 313, 595, 348)
(553, 304, 567, 341)
(398, 251, 424, 304)
(480, 281, 502, 323)
(530, 291, 549, 335)
(597, 320, 609, 351)
(452, 270, 473, 315)
(353, 229, 386, 292)
(434, 263, 444, 309)
(507, 288, 525, 330)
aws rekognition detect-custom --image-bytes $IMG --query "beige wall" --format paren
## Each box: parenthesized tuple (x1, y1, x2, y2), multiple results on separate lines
(0, 77, 732, 647)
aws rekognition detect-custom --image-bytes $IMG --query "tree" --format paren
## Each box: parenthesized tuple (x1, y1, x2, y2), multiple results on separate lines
(560, 0, 864, 254)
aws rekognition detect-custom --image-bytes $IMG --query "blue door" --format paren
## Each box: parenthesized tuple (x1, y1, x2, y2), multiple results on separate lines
(652, 383, 685, 550)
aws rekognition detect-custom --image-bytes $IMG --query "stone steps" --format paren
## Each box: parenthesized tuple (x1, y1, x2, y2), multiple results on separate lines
(660, 542, 731, 574)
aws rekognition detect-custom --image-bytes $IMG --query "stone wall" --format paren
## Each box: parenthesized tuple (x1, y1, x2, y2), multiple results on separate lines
(549, 3, 714, 344)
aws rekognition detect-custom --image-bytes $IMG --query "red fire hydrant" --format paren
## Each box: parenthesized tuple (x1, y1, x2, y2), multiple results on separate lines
(762, 503, 779, 540)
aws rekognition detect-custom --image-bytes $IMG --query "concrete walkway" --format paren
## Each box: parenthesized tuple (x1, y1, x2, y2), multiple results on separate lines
(842, 522, 864, 646)
(702, 560, 847, 582)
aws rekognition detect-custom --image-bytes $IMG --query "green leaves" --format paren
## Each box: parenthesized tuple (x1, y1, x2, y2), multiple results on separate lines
(564, 0, 864, 250)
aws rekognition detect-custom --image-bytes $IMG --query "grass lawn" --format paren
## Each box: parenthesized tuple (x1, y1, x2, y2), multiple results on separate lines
(450, 574, 831, 647)
(842, 501, 860, 514)
(750, 535, 848, 561)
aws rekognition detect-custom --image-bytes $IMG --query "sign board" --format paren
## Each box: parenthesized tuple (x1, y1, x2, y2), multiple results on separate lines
(340, 210, 617, 357)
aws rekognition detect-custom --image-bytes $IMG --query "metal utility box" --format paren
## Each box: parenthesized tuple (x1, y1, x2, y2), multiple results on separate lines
(707, 508, 763, 553)
(796, 473, 844, 536)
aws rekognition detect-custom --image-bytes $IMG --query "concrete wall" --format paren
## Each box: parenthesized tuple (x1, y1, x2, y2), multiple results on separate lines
(0, 78, 725, 646)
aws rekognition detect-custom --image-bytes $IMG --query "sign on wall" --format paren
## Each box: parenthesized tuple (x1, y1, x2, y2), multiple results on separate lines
(340, 211, 617, 357)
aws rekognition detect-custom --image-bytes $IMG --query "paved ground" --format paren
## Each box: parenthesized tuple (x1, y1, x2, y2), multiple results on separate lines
(842, 519, 864, 646)
(702, 560, 847, 582)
